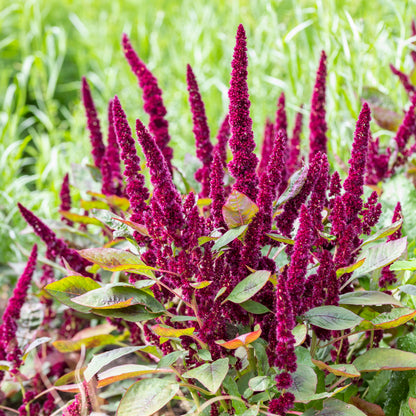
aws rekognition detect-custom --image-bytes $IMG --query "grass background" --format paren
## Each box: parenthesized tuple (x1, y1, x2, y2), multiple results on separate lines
(1, 0, 416, 272)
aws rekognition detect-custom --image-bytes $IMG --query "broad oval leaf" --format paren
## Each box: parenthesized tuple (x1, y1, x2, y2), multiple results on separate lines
(352, 237, 407, 279)
(400, 284, 416, 296)
(91, 304, 163, 322)
(288, 364, 317, 402)
(349, 397, 384, 416)
(212, 224, 248, 251)
(276, 164, 309, 208)
(360, 219, 403, 248)
(239, 300, 272, 314)
(45, 275, 101, 313)
(183, 358, 229, 393)
(72, 284, 164, 313)
(248, 376, 274, 392)
(354, 348, 416, 372)
(224, 270, 271, 304)
(312, 360, 360, 378)
(339, 291, 402, 307)
(215, 325, 261, 349)
(292, 324, 307, 346)
(303, 306, 364, 330)
(370, 307, 416, 329)
(99, 364, 172, 387)
(116, 378, 179, 416)
(84, 346, 143, 382)
(78, 247, 156, 276)
(311, 398, 367, 415)
(222, 190, 259, 228)
(151, 324, 195, 338)
(391, 259, 416, 271)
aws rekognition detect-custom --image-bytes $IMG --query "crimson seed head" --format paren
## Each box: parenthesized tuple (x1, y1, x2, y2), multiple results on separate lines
(390, 63, 416, 96)
(186, 64, 213, 197)
(213, 115, 230, 168)
(227, 24, 259, 201)
(287, 108, 303, 175)
(393, 92, 416, 152)
(257, 118, 274, 176)
(59, 173, 73, 226)
(309, 51, 328, 157)
(209, 148, 227, 230)
(81, 77, 106, 168)
(122, 33, 173, 171)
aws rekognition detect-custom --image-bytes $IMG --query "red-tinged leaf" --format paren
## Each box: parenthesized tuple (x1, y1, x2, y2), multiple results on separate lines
(370, 307, 416, 329)
(80, 199, 110, 210)
(336, 258, 366, 278)
(97, 364, 173, 388)
(151, 324, 195, 338)
(222, 190, 259, 228)
(111, 217, 149, 236)
(116, 378, 179, 416)
(59, 211, 103, 226)
(45, 275, 101, 313)
(349, 397, 384, 416)
(215, 326, 261, 349)
(312, 360, 360, 378)
(354, 348, 416, 372)
(224, 270, 271, 304)
(189, 281, 212, 289)
(78, 248, 156, 276)
(275, 164, 309, 208)
(303, 306, 364, 330)
(54, 367, 86, 392)
(360, 219, 403, 248)
(214, 286, 227, 301)
(106, 194, 130, 210)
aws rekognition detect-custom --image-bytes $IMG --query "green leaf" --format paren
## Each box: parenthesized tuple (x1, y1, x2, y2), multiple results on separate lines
(80, 199, 110, 210)
(354, 348, 416, 372)
(197, 349, 212, 361)
(292, 324, 307, 346)
(360, 219, 403, 248)
(116, 378, 179, 416)
(92, 209, 131, 238)
(307, 398, 367, 415)
(84, 346, 142, 382)
(400, 284, 416, 296)
(248, 376, 274, 392)
(391, 259, 416, 271)
(339, 291, 402, 307)
(351, 237, 407, 279)
(72, 284, 164, 313)
(90, 304, 163, 322)
(288, 364, 317, 402)
(239, 299, 272, 314)
(152, 324, 195, 338)
(183, 358, 229, 393)
(276, 164, 309, 207)
(214, 286, 227, 301)
(312, 360, 360, 378)
(78, 247, 157, 276)
(370, 307, 416, 329)
(23, 337, 51, 359)
(223, 375, 248, 414)
(224, 270, 271, 304)
(59, 211, 104, 226)
(45, 275, 101, 313)
(336, 259, 366, 278)
(222, 190, 259, 228)
(265, 233, 295, 245)
(53, 334, 120, 352)
(157, 351, 186, 368)
(303, 306, 364, 330)
(212, 224, 248, 251)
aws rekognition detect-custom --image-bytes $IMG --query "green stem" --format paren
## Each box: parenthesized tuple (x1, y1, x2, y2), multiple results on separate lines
(245, 346, 256, 373)
(310, 331, 318, 359)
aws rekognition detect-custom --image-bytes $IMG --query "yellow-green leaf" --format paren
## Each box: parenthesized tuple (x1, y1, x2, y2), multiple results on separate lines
(222, 190, 259, 228)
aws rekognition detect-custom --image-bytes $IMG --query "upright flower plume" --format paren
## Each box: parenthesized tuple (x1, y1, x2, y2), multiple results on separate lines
(287, 108, 303, 176)
(59, 173, 73, 226)
(101, 99, 124, 196)
(275, 93, 289, 195)
(112, 96, 149, 225)
(393, 92, 416, 152)
(122, 33, 173, 171)
(136, 118, 184, 244)
(213, 115, 230, 167)
(209, 148, 227, 230)
(309, 51, 328, 157)
(81, 77, 106, 168)
(412, 19, 416, 64)
(0, 245, 37, 368)
(257, 118, 274, 176)
(390, 64, 416, 96)
(227, 24, 259, 201)
(18, 204, 93, 277)
(365, 134, 389, 185)
(186, 64, 213, 197)
(342, 103, 371, 224)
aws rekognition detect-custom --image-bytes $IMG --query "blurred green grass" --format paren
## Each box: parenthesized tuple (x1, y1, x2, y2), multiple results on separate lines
(1, 0, 416, 268)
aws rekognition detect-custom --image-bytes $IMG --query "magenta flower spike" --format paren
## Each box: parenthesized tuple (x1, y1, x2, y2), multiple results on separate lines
(101, 99, 124, 196)
(275, 95, 289, 195)
(81, 77, 106, 168)
(365, 134, 389, 185)
(412, 19, 416, 64)
(342, 102, 371, 223)
(18, 204, 93, 277)
(390, 63, 416, 96)
(122, 33, 173, 172)
(0, 245, 37, 366)
(227, 24, 259, 201)
(136, 118, 184, 244)
(287, 108, 303, 176)
(186, 64, 214, 197)
(209, 148, 227, 230)
(213, 115, 230, 167)
(361, 191, 382, 235)
(257, 118, 274, 176)
(275, 92, 288, 134)
(59, 173, 73, 226)
(393, 92, 416, 152)
(309, 51, 328, 157)
(112, 96, 149, 226)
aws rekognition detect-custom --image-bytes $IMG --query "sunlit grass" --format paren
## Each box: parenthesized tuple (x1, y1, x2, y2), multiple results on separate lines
(1, 0, 415, 268)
